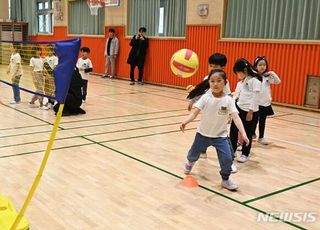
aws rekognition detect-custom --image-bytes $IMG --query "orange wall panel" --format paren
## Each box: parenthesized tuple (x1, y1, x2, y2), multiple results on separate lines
(32, 25, 320, 106)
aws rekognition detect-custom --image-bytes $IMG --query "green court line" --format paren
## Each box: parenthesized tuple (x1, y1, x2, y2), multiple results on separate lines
(147, 92, 187, 101)
(100, 127, 196, 143)
(81, 136, 305, 230)
(92, 77, 186, 95)
(0, 136, 82, 149)
(0, 129, 309, 228)
(0, 123, 52, 131)
(2, 103, 54, 126)
(0, 110, 187, 139)
(0, 142, 94, 159)
(61, 113, 188, 130)
(243, 177, 320, 204)
(272, 117, 320, 128)
(0, 129, 59, 139)
(60, 108, 186, 124)
(98, 90, 162, 97)
(270, 113, 293, 118)
(0, 121, 190, 149)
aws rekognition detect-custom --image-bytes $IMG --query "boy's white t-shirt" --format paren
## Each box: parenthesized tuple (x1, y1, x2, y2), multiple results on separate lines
(44, 55, 59, 69)
(30, 57, 44, 72)
(203, 75, 231, 95)
(194, 92, 238, 137)
(9, 53, 23, 76)
(76, 58, 93, 80)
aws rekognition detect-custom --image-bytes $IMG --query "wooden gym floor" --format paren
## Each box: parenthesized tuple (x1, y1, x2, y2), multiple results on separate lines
(0, 74, 319, 230)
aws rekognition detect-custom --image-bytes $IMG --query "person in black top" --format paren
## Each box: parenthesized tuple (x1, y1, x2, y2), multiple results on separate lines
(127, 27, 149, 85)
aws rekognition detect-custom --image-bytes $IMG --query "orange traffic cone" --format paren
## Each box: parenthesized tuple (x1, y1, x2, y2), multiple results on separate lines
(180, 175, 198, 188)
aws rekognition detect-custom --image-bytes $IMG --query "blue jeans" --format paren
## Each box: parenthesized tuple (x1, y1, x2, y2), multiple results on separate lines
(12, 75, 22, 102)
(187, 133, 233, 180)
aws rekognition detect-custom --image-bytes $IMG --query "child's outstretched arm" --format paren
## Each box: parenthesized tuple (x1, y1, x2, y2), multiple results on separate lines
(230, 112, 249, 145)
(180, 108, 200, 132)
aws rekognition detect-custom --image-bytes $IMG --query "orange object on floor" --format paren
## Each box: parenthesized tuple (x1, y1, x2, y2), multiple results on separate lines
(180, 175, 199, 188)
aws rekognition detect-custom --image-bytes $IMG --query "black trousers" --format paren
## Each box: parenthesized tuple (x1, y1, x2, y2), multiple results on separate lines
(253, 105, 274, 138)
(130, 64, 144, 82)
(82, 79, 88, 100)
(230, 105, 258, 157)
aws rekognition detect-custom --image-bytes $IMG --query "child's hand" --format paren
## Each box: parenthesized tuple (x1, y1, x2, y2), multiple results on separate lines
(243, 135, 250, 146)
(187, 101, 193, 111)
(246, 111, 253, 121)
(180, 122, 186, 132)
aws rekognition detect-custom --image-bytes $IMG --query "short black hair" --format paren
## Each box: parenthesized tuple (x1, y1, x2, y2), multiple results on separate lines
(139, 27, 147, 33)
(109, 28, 115, 33)
(208, 53, 227, 67)
(80, 47, 90, 53)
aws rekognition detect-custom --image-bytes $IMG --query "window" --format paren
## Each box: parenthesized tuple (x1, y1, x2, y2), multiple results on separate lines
(37, 0, 53, 33)
(224, 0, 320, 40)
(68, 0, 105, 35)
(128, 0, 186, 37)
(158, 2, 164, 35)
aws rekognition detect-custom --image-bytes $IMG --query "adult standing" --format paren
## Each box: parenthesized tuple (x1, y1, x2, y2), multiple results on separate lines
(103, 28, 119, 79)
(127, 27, 149, 85)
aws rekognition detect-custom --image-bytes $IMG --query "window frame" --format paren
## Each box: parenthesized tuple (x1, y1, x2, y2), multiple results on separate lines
(67, 0, 105, 36)
(221, 0, 320, 44)
(126, 0, 186, 39)
(37, 0, 54, 34)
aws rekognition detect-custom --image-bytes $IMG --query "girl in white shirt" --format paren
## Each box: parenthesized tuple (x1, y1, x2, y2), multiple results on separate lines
(180, 69, 249, 191)
(6, 43, 23, 104)
(44, 44, 59, 109)
(229, 58, 262, 163)
(252, 56, 281, 145)
(29, 45, 45, 108)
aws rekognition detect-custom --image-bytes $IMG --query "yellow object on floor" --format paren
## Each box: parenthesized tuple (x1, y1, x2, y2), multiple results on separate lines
(0, 196, 29, 230)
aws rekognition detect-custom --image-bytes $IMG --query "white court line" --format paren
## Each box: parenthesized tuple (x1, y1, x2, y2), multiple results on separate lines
(268, 137, 320, 152)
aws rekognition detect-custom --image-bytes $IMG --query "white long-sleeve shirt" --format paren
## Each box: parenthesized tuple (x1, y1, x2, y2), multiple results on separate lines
(258, 71, 281, 106)
(236, 76, 261, 112)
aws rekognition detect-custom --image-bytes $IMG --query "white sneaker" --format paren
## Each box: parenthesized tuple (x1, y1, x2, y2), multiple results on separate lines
(237, 155, 248, 163)
(199, 151, 207, 159)
(221, 179, 238, 191)
(10, 101, 19, 104)
(184, 161, 195, 174)
(236, 144, 242, 151)
(46, 103, 53, 109)
(231, 162, 238, 173)
(40, 105, 49, 110)
(258, 138, 269, 145)
(82, 100, 86, 103)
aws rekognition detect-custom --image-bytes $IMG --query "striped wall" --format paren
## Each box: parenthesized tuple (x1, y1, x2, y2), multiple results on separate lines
(32, 25, 320, 107)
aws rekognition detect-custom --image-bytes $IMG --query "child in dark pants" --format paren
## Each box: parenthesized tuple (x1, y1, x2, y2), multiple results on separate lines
(252, 56, 281, 145)
(229, 58, 262, 163)
(76, 47, 93, 103)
